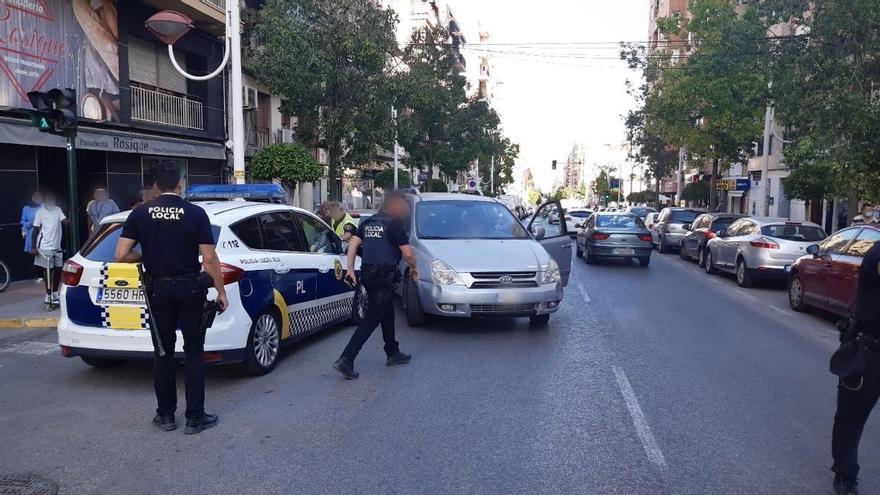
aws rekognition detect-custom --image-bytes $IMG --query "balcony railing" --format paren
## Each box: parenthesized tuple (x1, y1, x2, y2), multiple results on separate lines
(131, 86, 204, 130)
(201, 0, 225, 11)
(246, 126, 270, 155)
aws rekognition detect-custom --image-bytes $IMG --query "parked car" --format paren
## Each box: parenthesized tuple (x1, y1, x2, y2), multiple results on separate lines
(58, 200, 362, 375)
(398, 193, 570, 327)
(679, 213, 746, 267)
(704, 217, 827, 287)
(644, 212, 660, 232)
(625, 206, 657, 219)
(652, 207, 706, 253)
(575, 212, 653, 267)
(788, 224, 880, 316)
(565, 208, 593, 236)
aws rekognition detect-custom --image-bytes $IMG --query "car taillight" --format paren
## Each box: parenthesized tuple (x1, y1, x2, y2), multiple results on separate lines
(706, 230, 716, 240)
(220, 263, 245, 285)
(61, 260, 83, 286)
(638, 234, 652, 242)
(593, 233, 610, 241)
(749, 237, 779, 249)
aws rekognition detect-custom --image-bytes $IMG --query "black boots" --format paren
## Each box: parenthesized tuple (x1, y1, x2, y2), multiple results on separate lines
(333, 357, 359, 379)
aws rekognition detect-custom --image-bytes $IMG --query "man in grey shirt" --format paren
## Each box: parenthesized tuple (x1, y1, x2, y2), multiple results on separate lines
(87, 186, 120, 232)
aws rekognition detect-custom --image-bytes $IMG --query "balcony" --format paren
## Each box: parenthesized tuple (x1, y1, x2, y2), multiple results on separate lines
(246, 126, 270, 156)
(201, 0, 225, 10)
(130, 85, 204, 130)
(275, 128, 294, 144)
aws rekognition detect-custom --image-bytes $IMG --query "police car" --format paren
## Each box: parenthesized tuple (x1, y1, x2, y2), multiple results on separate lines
(57, 185, 364, 375)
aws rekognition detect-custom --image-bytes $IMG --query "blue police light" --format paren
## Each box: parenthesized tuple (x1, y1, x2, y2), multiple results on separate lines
(185, 184, 287, 203)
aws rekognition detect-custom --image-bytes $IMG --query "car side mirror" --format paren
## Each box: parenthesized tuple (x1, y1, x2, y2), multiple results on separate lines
(532, 226, 546, 240)
(806, 244, 820, 257)
(716, 229, 727, 238)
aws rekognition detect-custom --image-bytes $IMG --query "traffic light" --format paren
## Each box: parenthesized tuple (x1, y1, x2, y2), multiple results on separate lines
(27, 88, 77, 136)
(551, 160, 557, 170)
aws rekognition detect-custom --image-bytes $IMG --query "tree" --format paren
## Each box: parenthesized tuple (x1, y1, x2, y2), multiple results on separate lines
(477, 137, 519, 196)
(681, 181, 710, 207)
(249, 143, 323, 190)
(373, 168, 412, 190)
(421, 179, 448, 193)
(625, 109, 679, 206)
(249, 0, 399, 200)
(593, 170, 612, 203)
(627, 190, 656, 205)
(527, 189, 542, 206)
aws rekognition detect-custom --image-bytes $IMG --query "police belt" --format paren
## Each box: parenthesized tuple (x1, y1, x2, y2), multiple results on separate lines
(152, 272, 200, 283)
(857, 332, 880, 351)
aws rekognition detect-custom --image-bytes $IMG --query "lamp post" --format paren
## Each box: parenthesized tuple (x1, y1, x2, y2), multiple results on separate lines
(145, 5, 246, 184)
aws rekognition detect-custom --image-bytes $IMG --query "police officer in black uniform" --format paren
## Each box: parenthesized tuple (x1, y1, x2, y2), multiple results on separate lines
(333, 191, 417, 379)
(115, 163, 228, 434)
(832, 240, 880, 494)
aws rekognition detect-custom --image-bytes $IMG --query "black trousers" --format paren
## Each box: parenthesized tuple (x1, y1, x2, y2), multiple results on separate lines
(149, 278, 207, 420)
(341, 269, 400, 362)
(832, 341, 880, 482)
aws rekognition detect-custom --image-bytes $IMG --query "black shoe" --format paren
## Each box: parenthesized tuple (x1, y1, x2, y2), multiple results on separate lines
(184, 413, 219, 435)
(333, 357, 359, 379)
(834, 475, 859, 495)
(152, 414, 176, 432)
(386, 352, 412, 366)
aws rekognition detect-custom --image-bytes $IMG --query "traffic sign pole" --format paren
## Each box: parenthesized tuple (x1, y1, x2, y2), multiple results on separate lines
(66, 135, 79, 254)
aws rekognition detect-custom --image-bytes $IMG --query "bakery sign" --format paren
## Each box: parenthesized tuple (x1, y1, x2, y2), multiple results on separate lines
(0, 0, 120, 122)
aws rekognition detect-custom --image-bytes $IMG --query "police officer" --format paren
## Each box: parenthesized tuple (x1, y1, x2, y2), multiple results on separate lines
(328, 201, 358, 241)
(115, 163, 228, 434)
(333, 192, 417, 379)
(832, 240, 880, 494)
(852, 203, 875, 226)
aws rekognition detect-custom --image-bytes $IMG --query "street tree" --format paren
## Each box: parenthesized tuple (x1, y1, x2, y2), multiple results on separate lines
(593, 170, 612, 203)
(374, 168, 412, 190)
(681, 181, 710, 207)
(249, 143, 323, 192)
(249, 0, 399, 200)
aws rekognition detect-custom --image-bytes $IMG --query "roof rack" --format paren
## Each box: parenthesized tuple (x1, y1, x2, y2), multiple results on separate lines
(185, 184, 288, 204)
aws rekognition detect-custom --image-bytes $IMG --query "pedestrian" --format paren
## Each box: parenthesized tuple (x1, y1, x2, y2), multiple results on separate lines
(87, 186, 119, 232)
(114, 163, 228, 434)
(852, 203, 874, 226)
(831, 239, 880, 494)
(317, 201, 332, 224)
(327, 201, 359, 241)
(29, 192, 66, 305)
(333, 191, 417, 379)
(21, 191, 43, 280)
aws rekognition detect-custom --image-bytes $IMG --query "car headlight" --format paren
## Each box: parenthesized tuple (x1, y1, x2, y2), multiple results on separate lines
(431, 259, 463, 285)
(543, 259, 561, 284)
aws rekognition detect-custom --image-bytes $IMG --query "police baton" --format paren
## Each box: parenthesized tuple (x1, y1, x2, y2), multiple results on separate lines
(137, 263, 166, 357)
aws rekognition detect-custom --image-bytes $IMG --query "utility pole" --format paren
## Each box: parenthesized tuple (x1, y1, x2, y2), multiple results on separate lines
(760, 104, 774, 217)
(392, 106, 399, 190)
(676, 146, 685, 206)
(229, 2, 245, 184)
(490, 155, 495, 195)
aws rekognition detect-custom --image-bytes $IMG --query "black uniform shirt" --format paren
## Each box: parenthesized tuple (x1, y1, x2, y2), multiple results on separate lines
(355, 211, 409, 266)
(856, 242, 880, 324)
(121, 194, 214, 277)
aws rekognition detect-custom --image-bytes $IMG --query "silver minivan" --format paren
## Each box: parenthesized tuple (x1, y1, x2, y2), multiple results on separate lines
(652, 207, 706, 253)
(398, 193, 571, 327)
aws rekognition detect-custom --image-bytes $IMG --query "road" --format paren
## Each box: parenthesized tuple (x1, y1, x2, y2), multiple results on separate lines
(0, 250, 877, 494)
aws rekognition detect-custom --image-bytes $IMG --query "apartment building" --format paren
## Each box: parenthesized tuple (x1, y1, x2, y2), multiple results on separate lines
(563, 144, 586, 191)
(0, 0, 228, 279)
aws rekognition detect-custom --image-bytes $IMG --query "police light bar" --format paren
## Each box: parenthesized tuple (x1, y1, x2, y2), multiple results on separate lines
(185, 184, 287, 203)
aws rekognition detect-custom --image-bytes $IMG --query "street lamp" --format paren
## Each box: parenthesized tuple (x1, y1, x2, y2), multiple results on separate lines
(145, 5, 246, 184)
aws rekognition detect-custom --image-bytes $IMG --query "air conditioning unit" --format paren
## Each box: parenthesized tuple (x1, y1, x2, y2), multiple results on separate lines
(242, 87, 258, 110)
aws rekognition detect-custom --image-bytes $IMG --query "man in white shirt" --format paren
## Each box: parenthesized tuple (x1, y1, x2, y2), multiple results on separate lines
(30, 193, 68, 305)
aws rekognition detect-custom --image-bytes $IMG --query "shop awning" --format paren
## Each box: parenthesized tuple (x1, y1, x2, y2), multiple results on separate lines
(0, 117, 226, 160)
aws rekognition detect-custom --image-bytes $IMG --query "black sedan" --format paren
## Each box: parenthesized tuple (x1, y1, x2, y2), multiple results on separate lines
(576, 213, 653, 267)
(679, 213, 746, 267)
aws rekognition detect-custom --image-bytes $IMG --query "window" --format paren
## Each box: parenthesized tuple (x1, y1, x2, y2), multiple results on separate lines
(845, 228, 880, 257)
(820, 228, 860, 255)
(231, 216, 263, 250)
(596, 215, 645, 229)
(710, 217, 738, 232)
(761, 224, 827, 242)
(670, 210, 700, 223)
(419, 201, 531, 240)
(259, 212, 301, 252)
(297, 213, 339, 254)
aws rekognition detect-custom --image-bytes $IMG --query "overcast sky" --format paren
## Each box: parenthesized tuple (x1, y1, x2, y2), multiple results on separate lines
(448, 0, 649, 192)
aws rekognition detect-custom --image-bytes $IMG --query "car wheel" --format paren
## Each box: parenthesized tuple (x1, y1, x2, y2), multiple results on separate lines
(575, 243, 583, 258)
(704, 250, 717, 274)
(697, 248, 707, 268)
(405, 277, 427, 327)
(736, 258, 755, 288)
(639, 257, 651, 268)
(349, 283, 368, 324)
(788, 273, 808, 312)
(529, 314, 550, 327)
(81, 357, 125, 368)
(585, 245, 597, 265)
(679, 247, 690, 261)
(657, 237, 667, 254)
(243, 310, 281, 375)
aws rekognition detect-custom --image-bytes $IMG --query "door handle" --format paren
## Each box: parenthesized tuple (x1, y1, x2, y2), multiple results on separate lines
(274, 265, 291, 274)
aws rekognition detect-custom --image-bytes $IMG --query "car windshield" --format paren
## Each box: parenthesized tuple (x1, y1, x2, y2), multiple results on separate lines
(569, 211, 592, 218)
(629, 208, 652, 217)
(596, 215, 645, 229)
(416, 200, 530, 240)
(711, 217, 739, 230)
(80, 221, 221, 262)
(762, 224, 826, 242)
(670, 210, 700, 223)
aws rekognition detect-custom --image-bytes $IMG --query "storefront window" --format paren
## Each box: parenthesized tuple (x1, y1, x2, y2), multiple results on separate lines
(142, 157, 188, 188)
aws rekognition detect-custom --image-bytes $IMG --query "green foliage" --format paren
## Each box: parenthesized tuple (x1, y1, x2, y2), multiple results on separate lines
(374, 168, 412, 190)
(627, 190, 656, 205)
(248, 0, 399, 199)
(527, 189, 542, 206)
(249, 143, 323, 189)
(421, 179, 448, 193)
(593, 170, 612, 200)
(681, 181, 710, 206)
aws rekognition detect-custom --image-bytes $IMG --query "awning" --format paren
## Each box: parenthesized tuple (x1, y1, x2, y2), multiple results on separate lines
(0, 117, 226, 160)
(658, 194, 672, 201)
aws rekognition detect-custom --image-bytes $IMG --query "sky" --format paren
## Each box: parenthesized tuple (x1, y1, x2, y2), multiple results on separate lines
(447, 0, 650, 193)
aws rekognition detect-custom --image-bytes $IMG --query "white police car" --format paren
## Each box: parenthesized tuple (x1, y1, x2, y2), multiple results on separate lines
(57, 187, 363, 375)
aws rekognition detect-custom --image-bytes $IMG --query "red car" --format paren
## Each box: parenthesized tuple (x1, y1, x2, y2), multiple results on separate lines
(788, 224, 880, 316)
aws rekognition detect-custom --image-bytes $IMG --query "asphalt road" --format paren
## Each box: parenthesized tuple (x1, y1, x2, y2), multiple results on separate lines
(0, 250, 877, 494)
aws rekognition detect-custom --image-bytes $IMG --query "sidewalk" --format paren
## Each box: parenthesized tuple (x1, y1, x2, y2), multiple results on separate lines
(0, 280, 60, 329)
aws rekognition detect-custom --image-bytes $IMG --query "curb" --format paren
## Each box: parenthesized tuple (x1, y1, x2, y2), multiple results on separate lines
(0, 317, 59, 329)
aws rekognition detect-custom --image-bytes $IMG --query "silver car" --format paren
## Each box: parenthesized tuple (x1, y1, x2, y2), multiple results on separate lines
(652, 207, 706, 253)
(575, 213, 653, 267)
(704, 217, 827, 287)
(398, 194, 571, 327)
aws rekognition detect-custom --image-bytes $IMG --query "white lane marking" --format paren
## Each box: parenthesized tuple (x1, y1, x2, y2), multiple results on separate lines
(0, 342, 57, 355)
(612, 365, 668, 471)
(576, 282, 591, 302)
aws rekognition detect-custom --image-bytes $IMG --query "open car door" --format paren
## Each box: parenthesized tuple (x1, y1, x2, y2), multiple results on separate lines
(527, 201, 572, 286)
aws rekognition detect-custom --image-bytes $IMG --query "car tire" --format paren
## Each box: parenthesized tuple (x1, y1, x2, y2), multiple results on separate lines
(788, 273, 808, 312)
(529, 314, 550, 327)
(348, 283, 368, 324)
(575, 244, 583, 258)
(679, 247, 690, 261)
(657, 237, 667, 254)
(585, 246, 597, 265)
(736, 258, 756, 288)
(639, 257, 651, 268)
(697, 248, 707, 268)
(405, 277, 427, 327)
(243, 309, 281, 375)
(81, 357, 125, 368)
(704, 250, 717, 275)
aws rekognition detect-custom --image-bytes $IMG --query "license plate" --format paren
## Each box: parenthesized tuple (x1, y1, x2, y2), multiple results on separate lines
(612, 248, 635, 256)
(97, 287, 145, 306)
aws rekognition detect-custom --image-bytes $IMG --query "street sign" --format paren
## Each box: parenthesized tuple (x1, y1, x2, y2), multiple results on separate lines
(467, 179, 477, 190)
